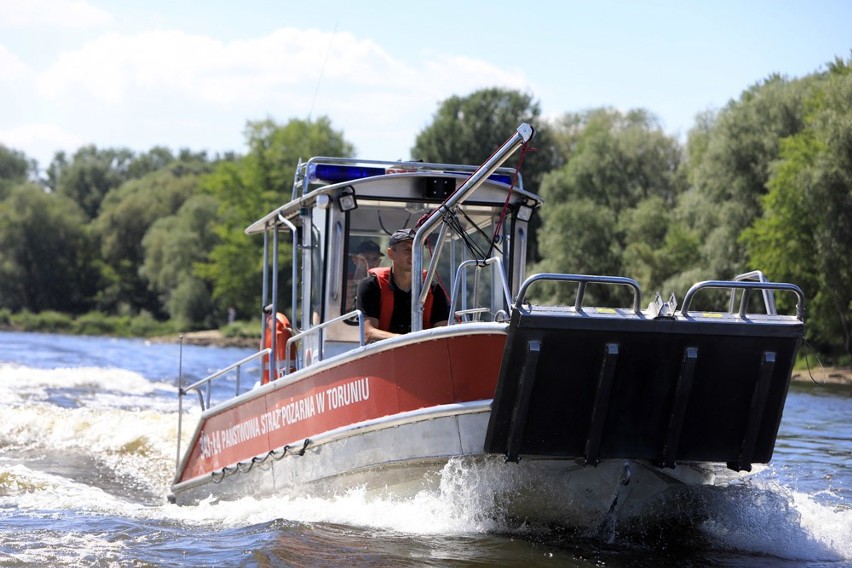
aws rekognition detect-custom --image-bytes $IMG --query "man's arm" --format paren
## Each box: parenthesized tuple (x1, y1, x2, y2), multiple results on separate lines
(363, 317, 400, 343)
(356, 275, 400, 342)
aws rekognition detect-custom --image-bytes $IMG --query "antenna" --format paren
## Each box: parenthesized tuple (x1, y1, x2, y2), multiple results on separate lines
(307, 21, 338, 122)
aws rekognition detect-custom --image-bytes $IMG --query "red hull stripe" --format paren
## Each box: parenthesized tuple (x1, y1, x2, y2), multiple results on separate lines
(180, 333, 505, 482)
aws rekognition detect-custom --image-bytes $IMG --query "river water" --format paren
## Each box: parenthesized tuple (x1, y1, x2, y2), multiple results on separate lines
(0, 330, 849, 567)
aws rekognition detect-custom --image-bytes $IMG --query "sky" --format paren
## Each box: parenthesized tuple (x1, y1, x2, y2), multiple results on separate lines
(1, 0, 850, 172)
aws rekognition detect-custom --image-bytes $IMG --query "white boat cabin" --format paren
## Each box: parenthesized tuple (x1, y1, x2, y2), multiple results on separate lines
(244, 155, 542, 374)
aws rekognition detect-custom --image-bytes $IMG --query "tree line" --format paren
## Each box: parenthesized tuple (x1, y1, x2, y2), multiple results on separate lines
(0, 57, 849, 361)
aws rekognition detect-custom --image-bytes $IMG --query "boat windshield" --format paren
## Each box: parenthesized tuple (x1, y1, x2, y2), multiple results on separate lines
(341, 200, 510, 318)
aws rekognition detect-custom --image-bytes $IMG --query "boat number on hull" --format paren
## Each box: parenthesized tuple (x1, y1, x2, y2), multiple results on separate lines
(199, 377, 371, 460)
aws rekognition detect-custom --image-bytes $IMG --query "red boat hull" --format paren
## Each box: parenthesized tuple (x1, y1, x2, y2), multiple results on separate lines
(178, 330, 506, 484)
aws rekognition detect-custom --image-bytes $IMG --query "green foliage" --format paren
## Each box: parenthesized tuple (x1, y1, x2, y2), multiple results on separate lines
(743, 61, 852, 356)
(534, 108, 685, 302)
(166, 277, 215, 331)
(97, 165, 204, 263)
(2, 308, 172, 337)
(198, 117, 354, 317)
(534, 197, 622, 305)
(197, 223, 264, 320)
(619, 196, 701, 290)
(0, 144, 33, 200)
(50, 145, 135, 219)
(242, 116, 354, 205)
(141, 194, 220, 323)
(126, 146, 176, 178)
(46, 145, 190, 211)
(0, 65, 847, 363)
(71, 311, 170, 336)
(93, 161, 211, 316)
(71, 311, 125, 336)
(127, 311, 174, 337)
(546, 108, 684, 209)
(8, 310, 72, 332)
(0, 184, 97, 314)
(9, 310, 40, 331)
(678, 74, 813, 278)
(412, 88, 562, 260)
(0, 145, 30, 180)
(682, 110, 716, 188)
(32, 310, 74, 331)
(412, 88, 559, 185)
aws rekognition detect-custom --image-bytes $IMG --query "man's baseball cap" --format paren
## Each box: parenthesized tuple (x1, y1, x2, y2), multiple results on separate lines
(388, 228, 416, 247)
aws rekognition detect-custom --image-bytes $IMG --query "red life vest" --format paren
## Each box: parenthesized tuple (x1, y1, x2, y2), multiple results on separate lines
(262, 312, 296, 384)
(368, 266, 435, 331)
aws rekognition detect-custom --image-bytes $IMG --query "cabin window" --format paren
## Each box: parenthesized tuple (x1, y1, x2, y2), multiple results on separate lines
(334, 200, 515, 324)
(344, 233, 389, 314)
(442, 209, 514, 321)
(308, 206, 328, 327)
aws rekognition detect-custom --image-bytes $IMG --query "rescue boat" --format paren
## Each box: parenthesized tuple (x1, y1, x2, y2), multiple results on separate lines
(170, 124, 805, 523)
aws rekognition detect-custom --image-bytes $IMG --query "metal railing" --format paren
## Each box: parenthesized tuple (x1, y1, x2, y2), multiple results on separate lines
(680, 280, 805, 321)
(179, 348, 270, 412)
(411, 123, 535, 333)
(730, 270, 777, 315)
(175, 347, 270, 474)
(515, 273, 643, 316)
(448, 257, 513, 323)
(282, 310, 365, 376)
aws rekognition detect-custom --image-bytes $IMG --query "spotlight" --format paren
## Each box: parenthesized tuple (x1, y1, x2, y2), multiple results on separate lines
(338, 186, 358, 212)
(517, 205, 533, 221)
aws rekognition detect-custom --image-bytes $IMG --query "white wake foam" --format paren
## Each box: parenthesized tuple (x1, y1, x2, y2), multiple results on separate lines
(2, 452, 849, 563)
(153, 460, 852, 563)
(0, 402, 196, 499)
(0, 363, 176, 411)
(698, 479, 852, 562)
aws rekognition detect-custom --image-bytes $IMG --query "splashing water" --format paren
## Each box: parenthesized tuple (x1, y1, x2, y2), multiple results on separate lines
(1, 332, 850, 566)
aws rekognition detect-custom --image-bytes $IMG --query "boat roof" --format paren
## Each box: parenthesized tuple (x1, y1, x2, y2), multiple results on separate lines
(245, 157, 542, 235)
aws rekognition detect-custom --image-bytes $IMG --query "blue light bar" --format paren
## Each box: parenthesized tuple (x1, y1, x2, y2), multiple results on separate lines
(307, 163, 515, 186)
(308, 164, 386, 184)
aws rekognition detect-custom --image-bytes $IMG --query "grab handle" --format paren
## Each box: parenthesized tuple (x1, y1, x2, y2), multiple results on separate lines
(515, 273, 643, 316)
(680, 280, 805, 321)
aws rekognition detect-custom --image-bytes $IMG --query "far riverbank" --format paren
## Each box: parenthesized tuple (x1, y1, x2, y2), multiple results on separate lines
(151, 329, 258, 348)
(791, 366, 852, 385)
